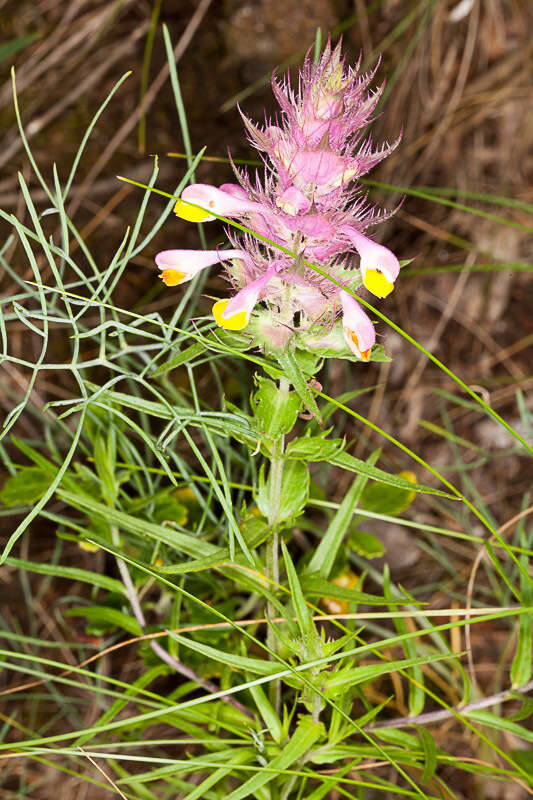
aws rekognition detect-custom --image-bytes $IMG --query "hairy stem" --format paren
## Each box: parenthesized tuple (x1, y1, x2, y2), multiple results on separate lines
(266, 375, 290, 712)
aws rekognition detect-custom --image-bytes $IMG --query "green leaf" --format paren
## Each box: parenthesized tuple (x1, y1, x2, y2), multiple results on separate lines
(301, 576, 402, 606)
(373, 728, 420, 749)
(276, 347, 322, 423)
(510, 750, 533, 772)
(239, 515, 270, 549)
(252, 376, 301, 439)
(278, 461, 309, 522)
(322, 653, 451, 695)
(0, 34, 40, 64)
(0, 467, 53, 507)
(81, 387, 257, 446)
(10, 436, 58, 474)
(152, 494, 188, 527)
(225, 715, 324, 800)
(5, 557, 127, 596)
(306, 450, 380, 578)
(93, 433, 117, 505)
(65, 606, 142, 636)
(58, 489, 221, 558)
(169, 633, 279, 676)
(256, 461, 309, 523)
(155, 553, 227, 574)
(417, 726, 437, 784)
(511, 525, 533, 687)
(384, 567, 425, 717)
(150, 342, 207, 377)
(349, 529, 385, 558)
(282, 541, 312, 638)
(246, 681, 283, 743)
(360, 471, 417, 516)
(468, 710, 533, 744)
(285, 434, 344, 462)
(508, 696, 533, 722)
(331, 451, 456, 498)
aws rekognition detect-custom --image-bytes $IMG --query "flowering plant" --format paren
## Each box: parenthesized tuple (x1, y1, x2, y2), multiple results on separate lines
(156, 41, 401, 363)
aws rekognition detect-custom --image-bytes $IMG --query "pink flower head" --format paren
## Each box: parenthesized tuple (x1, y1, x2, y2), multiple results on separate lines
(275, 186, 311, 216)
(157, 40, 402, 360)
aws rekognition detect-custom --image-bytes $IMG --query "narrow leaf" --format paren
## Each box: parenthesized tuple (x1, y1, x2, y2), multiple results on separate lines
(306, 450, 380, 578)
(225, 715, 324, 800)
(384, 568, 425, 716)
(331, 450, 456, 498)
(282, 541, 312, 637)
(276, 348, 322, 423)
(169, 633, 279, 676)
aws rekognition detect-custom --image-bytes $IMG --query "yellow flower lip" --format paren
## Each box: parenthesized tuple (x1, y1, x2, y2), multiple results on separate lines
(160, 268, 187, 286)
(363, 268, 394, 299)
(174, 199, 212, 223)
(212, 299, 249, 331)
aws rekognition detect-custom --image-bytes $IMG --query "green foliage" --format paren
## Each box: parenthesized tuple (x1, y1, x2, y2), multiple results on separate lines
(0, 33, 40, 65)
(0, 465, 52, 506)
(257, 460, 310, 523)
(276, 347, 322, 423)
(349, 528, 386, 558)
(306, 450, 380, 579)
(252, 376, 302, 439)
(360, 470, 417, 515)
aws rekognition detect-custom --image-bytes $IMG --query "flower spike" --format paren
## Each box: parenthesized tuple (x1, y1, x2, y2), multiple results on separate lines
(155, 249, 245, 286)
(156, 41, 402, 358)
(340, 290, 375, 360)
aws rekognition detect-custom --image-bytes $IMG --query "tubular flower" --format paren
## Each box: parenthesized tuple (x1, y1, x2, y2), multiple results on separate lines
(340, 290, 375, 361)
(343, 227, 400, 298)
(174, 183, 262, 222)
(156, 40, 403, 360)
(213, 266, 277, 331)
(155, 249, 246, 286)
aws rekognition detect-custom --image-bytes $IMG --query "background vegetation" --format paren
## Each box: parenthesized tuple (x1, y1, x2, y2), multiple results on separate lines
(0, 1, 532, 798)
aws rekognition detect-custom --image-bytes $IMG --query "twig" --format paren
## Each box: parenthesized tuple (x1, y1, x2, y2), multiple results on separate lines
(110, 527, 253, 719)
(77, 747, 128, 799)
(366, 677, 533, 731)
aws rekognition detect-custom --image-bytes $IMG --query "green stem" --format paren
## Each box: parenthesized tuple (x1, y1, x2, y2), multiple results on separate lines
(266, 375, 290, 711)
(311, 691, 322, 724)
